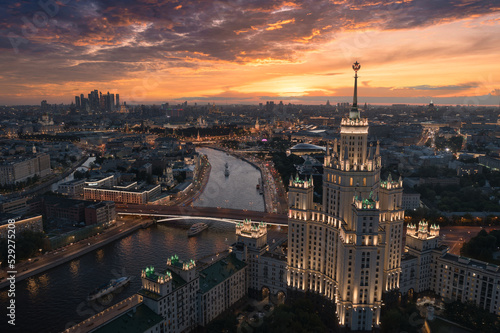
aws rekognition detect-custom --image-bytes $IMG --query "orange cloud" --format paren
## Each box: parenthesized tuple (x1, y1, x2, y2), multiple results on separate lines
(294, 29, 321, 43)
(266, 18, 296, 31)
(1, 1, 499, 105)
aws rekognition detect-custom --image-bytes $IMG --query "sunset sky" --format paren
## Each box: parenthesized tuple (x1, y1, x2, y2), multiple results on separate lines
(0, 0, 499, 106)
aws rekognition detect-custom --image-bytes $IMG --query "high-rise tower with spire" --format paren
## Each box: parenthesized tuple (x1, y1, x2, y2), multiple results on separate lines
(287, 62, 404, 331)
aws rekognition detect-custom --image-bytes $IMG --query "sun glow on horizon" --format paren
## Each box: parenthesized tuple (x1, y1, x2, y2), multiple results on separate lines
(0, 2, 499, 105)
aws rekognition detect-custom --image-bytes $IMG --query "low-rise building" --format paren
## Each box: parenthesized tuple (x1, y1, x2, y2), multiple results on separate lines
(0, 215, 43, 238)
(0, 196, 28, 216)
(44, 197, 86, 223)
(0, 153, 51, 185)
(400, 221, 500, 315)
(432, 253, 500, 314)
(90, 303, 163, 333)
(84, 201, 116, 226)
(198, 253, 247, 326)
(85, 175, 116, 188)
(457, 164, 483, 176)
(479, 156, 500, 171)
(84, 183, 161, 204)
(58, 179, 86, 197)
(33, 196, 116, 226)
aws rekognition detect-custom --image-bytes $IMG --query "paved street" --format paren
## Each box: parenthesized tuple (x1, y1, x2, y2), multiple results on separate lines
(439, 226, 498, 255)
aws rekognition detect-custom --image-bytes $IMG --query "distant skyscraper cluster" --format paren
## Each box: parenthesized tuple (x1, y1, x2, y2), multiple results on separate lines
(74, 90, 120, 112)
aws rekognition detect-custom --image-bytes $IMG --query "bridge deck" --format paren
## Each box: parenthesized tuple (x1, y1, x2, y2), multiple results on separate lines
(116, 204, 289, 226)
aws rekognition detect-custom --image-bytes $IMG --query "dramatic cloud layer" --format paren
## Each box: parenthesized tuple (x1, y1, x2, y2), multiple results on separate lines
(0, 0, 499, 104)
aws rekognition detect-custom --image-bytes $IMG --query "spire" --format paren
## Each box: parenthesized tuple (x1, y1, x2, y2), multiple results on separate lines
(349, 61, 361, 120)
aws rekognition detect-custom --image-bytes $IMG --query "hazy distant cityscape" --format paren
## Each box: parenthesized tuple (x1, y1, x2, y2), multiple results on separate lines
(0, 70, 499, 332)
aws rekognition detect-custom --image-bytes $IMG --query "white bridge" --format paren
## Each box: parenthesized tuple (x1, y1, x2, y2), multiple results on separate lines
(117, 212, 287, 227)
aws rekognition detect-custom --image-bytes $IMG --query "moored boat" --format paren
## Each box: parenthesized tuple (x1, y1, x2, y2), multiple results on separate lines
(87, 276, 130, 301)
(188, 223, 208, 237)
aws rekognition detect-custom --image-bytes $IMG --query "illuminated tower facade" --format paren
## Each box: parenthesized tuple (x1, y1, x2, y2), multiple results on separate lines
(287, 62, 404, 331)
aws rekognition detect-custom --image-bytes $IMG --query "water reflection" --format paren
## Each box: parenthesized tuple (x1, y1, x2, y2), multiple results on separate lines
(119, 234, 133, 258)
(70, 260, 80, 277)
(27, 277, 39, 298)
(38, 274, 49, 287)
(194, 148, 264, 211)
(51, 157, 96, 191)
(0, 148, 279, 333)
(95, 249, 104, 263)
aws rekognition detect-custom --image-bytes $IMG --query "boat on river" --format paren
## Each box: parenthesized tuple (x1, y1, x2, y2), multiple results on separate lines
(188, 223, 208, 237)
(87, 276, 130, 301)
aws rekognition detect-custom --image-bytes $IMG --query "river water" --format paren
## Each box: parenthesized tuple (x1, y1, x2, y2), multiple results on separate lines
(50, 157, 97, 191)
(193, 148, 265, 211)
(0, 148, 270, 333)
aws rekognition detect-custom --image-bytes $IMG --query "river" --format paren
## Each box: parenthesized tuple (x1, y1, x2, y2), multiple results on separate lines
(50, 157, 97, 191)
(193, 147, 265, 211)
(0, 149, 272, 333)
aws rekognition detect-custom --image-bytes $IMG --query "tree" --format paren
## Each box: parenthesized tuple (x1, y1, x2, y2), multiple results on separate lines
(259, 299, 327, 333)
(443, 301, 500, 332)
(0, 231, 48, 266)
(461, 229, 500, 263)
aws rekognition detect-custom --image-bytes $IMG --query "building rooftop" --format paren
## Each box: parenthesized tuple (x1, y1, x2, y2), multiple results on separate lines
(441, 253, 500, 272)
(85, 184, 160, 193)
(199, 253, 246, 293)
(174, 181, 192, 192)
(401, 252, 417, 261)
(0, 212, 22, 225)
(59, 178, 86, 185)
(262, 252, 287, 261)
(91, 304, 163, 333)
(140, 263, 188, 293)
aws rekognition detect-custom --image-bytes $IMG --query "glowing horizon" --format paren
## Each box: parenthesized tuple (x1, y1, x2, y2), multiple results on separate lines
(0, 1, 499, 106)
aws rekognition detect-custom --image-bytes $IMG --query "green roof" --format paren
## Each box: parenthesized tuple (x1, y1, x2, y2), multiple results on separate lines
(139, 269, 188, 300)
(199, 253, 246, 293)
(92, 304, 163, 333)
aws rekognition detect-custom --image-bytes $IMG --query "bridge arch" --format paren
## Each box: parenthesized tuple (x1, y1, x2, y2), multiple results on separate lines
(276, 290, 286, 305)
(117, 212, 287, 227)
(261, 286, 270, 300)
(156, 216, 241, 224)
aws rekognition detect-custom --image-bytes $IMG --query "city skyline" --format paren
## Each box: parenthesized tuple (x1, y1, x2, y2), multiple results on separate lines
(0, 1, 499, 105)
(1, 57, 500, 332)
